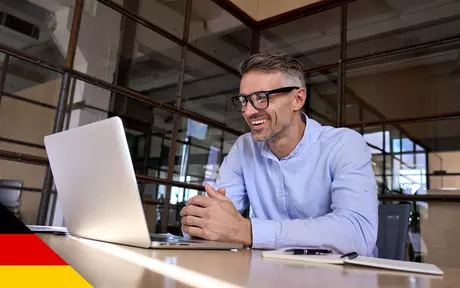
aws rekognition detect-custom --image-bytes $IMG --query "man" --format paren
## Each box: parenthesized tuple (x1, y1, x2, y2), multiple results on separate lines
(180, 52, 378, 256)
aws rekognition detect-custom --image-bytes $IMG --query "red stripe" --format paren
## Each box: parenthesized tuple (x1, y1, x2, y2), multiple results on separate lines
(0, 235, 67, 265)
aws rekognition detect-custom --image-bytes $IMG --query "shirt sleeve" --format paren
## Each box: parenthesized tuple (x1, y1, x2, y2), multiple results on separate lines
(213, 137, 249, 213)
(250, 130, 379, 256)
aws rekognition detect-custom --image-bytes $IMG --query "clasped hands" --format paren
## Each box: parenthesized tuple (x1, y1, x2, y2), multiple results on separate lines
(180, 184, 252, 247)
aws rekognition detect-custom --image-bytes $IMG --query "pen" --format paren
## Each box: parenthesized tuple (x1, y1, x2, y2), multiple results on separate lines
(285, 248, 332, 255)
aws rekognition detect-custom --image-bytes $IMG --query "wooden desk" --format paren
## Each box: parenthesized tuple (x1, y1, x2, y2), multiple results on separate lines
(38, 234, 459, 288)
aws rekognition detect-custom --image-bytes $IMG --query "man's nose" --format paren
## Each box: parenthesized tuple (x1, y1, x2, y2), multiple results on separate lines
(243, 102, 258, 118)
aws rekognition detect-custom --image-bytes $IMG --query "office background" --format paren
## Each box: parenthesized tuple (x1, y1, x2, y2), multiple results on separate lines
(0, 0, 459, 267)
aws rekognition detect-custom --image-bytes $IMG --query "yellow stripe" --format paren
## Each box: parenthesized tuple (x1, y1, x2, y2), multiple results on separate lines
(0, 266, 92, 287)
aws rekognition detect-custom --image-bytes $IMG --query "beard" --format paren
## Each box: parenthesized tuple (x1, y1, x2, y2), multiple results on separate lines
(251, 121, 289, 143)
(247, 111, 291, 142)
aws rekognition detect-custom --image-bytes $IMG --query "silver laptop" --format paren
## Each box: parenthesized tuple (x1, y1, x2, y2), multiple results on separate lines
(44, 116, 242, 250)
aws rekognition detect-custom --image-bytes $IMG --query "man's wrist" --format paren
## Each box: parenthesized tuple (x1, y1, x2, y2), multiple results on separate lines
(240, 218, 252, 247)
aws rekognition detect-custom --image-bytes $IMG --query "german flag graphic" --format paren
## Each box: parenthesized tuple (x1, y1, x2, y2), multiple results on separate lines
(0, 204, 91, 287)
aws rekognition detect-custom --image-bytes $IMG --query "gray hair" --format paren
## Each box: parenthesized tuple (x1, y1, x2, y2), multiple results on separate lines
(238, 52, 306, 88)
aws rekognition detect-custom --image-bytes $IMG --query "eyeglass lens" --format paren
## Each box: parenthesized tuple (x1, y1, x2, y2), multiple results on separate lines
(234, 92, 268, 112)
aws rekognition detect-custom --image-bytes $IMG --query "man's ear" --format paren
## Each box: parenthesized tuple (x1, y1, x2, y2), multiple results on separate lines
(293, 87, 307, 111)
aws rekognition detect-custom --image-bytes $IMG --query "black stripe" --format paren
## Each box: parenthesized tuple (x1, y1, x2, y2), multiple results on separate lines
(0, 204, 32, 234)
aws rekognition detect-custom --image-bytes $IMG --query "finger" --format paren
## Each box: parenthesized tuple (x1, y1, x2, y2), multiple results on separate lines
(217, 187, 226, 197)
(181, 216, 204, 227)
(205, 183, 226, 200)
(180, 205, 206, 218)
(187, 195, 214, 207)
(182, 225, 205, 238)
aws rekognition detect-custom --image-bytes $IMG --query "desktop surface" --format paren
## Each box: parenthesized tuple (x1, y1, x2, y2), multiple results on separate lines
(38, 233, 459, 288)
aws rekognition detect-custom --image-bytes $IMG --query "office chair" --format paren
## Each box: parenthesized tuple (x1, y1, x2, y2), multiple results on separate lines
(376, 202, 411, 260)
(0, 180, 23, 220)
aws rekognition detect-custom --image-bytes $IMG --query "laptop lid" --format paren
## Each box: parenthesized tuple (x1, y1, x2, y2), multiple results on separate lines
(44, 117, 152, 248)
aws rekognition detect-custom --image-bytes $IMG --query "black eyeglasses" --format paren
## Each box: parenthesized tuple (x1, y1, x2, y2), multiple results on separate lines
(231, 86, 299, 112)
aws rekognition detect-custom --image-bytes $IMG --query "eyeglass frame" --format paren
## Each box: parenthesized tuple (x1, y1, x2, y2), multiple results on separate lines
(230, 86, 300, 113)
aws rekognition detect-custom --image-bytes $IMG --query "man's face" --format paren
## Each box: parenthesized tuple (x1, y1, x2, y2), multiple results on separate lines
(239, 70, 298, 142)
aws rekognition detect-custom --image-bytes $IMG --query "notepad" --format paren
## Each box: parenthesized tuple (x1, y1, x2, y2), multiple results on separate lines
(261, 250, 444, 276)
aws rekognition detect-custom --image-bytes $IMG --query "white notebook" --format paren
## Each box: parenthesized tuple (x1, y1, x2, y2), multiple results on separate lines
(261, 250, 444, 276)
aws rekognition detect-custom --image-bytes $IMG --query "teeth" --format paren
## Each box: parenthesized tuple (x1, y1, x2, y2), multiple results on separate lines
(252, 119, 268, 125)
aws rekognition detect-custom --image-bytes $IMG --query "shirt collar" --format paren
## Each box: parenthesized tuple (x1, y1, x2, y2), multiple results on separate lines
(261, 112, 321, 161)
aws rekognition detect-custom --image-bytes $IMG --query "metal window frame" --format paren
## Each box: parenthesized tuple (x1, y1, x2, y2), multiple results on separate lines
(1, 0, 460, 229)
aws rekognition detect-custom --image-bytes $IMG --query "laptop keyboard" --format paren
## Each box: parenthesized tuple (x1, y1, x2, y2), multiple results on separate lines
(149, 233, 201, 243)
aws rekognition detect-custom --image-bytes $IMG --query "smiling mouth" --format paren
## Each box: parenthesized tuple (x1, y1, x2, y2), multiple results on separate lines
(251, 118, 269, 128)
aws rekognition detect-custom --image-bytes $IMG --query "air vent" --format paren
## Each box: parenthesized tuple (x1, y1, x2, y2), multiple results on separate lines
(0, 11, 39, 40)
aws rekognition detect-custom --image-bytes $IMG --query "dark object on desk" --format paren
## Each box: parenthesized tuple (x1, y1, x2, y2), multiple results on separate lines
(376, 203, 411, 260)
(0, 203, 30, 234)
(340, 252, 358, 260)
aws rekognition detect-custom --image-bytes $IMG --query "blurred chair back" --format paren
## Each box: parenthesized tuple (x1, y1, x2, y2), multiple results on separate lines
(376, 202, 411, 260)
(0, 180, 23, 218)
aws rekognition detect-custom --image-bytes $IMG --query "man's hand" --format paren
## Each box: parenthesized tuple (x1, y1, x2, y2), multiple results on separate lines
(180, 184, 252, 247)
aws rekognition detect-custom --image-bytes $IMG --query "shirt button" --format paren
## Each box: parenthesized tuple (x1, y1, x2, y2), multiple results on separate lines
(279, 193, 283, 198)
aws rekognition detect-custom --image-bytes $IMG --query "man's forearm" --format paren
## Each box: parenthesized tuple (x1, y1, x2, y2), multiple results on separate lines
(250, 211, 377, 256)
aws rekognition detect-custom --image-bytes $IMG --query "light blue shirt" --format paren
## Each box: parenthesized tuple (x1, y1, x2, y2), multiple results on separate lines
(214, 113, 378, 256)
